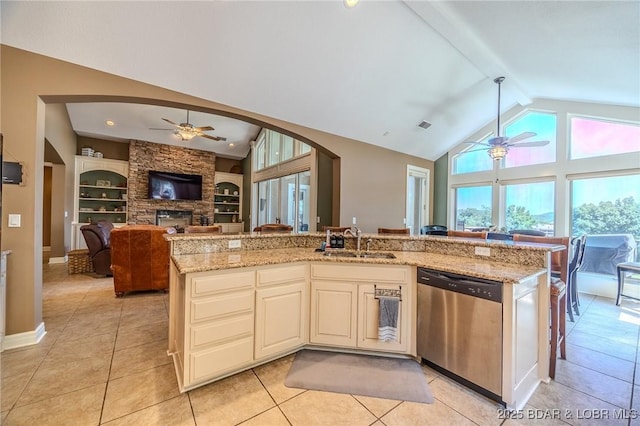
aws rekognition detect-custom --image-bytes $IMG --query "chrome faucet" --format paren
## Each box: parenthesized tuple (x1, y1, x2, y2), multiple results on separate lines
(366, 238, 372, 252)
(344, 226, 362, 252)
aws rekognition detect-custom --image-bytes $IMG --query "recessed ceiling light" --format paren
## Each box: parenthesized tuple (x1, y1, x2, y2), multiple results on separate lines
(343, 0, 359, 8)
(228, 143, 235, 147)
(105, 120, 115, 126)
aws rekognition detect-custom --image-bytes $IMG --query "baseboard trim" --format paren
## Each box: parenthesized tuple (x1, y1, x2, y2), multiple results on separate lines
(2, 322, 47, 351)
(48, 256, 68, 264)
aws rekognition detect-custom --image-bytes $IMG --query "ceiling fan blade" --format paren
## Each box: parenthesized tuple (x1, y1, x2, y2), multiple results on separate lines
(162, 118, 179, 126)
(200, 134, 227, 142)
(509, 140, 550, 148)
(507, 131, 536, 144)
(194, 126, 215, 132)
(149, 127, 173, 131)
(458, 146, 493, 154)
(463, 141, 490, 147)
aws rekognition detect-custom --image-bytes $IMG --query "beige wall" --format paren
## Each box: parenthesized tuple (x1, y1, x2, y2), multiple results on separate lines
(44, 103, 78, 256)
(0, 45, 433, 336)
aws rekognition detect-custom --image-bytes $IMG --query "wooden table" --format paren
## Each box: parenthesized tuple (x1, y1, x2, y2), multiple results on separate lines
(617, 262, 640, 306)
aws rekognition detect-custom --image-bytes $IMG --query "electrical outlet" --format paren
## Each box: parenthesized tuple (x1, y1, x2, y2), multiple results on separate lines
(403, 218, 406, 224)
(475, 246, 491, 256)
(316, 216, 320, 223)
(228, 239, 241, 249)
(352, 217, 357, 225)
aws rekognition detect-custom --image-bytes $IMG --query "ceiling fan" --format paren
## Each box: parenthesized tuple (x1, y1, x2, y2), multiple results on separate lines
(462, 77, 549, 161)
(151, 110, 227, 142)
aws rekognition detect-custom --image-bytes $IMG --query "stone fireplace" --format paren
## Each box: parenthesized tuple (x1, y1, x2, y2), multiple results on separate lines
(156, 210, 193, 229)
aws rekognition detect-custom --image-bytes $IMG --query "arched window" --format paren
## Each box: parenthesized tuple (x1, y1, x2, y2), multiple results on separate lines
(452, 134, 494, 174)
(504, 111, 557, 168)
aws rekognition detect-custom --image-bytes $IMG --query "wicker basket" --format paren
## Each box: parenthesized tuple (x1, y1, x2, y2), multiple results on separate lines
(67, 249, 94, 274)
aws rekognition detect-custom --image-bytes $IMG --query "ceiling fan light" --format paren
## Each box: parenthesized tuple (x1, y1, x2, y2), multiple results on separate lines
(488, 145, 508, 161)
(175, 129, 197, 141)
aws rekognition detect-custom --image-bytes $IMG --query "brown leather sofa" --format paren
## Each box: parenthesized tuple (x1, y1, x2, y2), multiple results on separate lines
(109, 224, 171, 297)
(80, 220, 114, 276)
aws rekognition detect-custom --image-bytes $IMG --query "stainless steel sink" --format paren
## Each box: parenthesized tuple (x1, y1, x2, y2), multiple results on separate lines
(323, 251, 396, 259)
(357, 252, 396, 259)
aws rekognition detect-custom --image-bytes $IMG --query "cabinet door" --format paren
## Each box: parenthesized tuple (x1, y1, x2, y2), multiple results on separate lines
(255, 281, 307, 359)
(357, 284, 407, 352)
(309, 281, 357, 347)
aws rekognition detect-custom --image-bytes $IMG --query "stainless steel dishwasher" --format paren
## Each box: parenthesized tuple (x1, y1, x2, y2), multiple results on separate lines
(417, 267, 503, 403)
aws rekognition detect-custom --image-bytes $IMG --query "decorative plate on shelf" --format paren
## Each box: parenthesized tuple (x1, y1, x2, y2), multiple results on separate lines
(96, 180, 111, 187)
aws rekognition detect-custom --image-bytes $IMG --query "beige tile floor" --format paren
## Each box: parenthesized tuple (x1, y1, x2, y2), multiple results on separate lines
(1, 261, 638, 425)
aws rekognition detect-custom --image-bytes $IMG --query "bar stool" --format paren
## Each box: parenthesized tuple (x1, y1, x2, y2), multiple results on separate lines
(549, 277, 567, 379)
(617, 262, 640, 306)
(378, 228, 410, 235)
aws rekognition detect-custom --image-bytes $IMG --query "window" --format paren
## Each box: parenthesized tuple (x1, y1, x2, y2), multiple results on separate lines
(455, 185, 492, 231)
(254, 129, 312, 171)
(452, 134, 494, 174)
(570, 116, 640, 159)
(570, 174, 640, 242)
(255, 171, 311, 232)
(253, 129, 314, 232)
(504, 111, 557, 168)
(503, 181, 555, 234)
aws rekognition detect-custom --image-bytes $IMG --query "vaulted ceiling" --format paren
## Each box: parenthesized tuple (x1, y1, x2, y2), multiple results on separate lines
(2, 1, 638, 160)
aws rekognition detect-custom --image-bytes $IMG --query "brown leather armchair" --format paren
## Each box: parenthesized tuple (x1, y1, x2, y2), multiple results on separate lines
(80, 220, 114, 276)
(109, 224, 171, 297)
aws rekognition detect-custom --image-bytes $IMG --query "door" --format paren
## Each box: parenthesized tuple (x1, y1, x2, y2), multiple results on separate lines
(310, 280, 357, 347)
(357, 284, 406, 352)
(255, 281, 307, 359)
(406, 166, 429, 235)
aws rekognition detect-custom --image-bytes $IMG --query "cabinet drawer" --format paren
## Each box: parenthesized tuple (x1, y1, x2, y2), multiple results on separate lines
(191, 313, 254, 350)
(191, 290, 254, 323)
(190, 336, 254, 383)
(311, 264, 408, 283)
(191, 270, 255, 297)
(257, 264, 308, 287)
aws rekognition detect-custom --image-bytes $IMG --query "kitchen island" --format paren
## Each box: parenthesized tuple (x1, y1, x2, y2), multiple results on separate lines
(166, 233, 561, 409)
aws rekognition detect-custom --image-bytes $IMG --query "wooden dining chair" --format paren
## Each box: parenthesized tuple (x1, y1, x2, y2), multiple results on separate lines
(184, 225, 223, 234)
(447, 230, 488, 239)
(378, 228, 410, 235)
(260, 224, 293, 233)
(322, 226, 351, 233)
(512, 234, 569, 379)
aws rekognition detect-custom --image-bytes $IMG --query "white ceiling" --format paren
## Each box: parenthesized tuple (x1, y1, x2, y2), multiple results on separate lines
(2, 1, 638, 161)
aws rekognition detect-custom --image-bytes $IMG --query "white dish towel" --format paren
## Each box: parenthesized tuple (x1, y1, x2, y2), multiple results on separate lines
(378, 296, 399, 342)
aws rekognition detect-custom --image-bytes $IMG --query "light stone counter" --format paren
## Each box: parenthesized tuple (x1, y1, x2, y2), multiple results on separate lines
(171, 246, 545, 285)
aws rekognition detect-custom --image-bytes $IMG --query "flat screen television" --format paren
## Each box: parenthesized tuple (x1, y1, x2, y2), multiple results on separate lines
(148, 171, 203, 201)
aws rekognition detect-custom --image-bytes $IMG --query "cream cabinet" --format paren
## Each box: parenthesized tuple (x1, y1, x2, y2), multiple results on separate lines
(169, 260, 415, 392)
(309, 280, 358, 347)
(255, 264, 309, 360)
(169, 265, 255, 392)
(309, 263, 414, 355)
(357, 283, 409, 352)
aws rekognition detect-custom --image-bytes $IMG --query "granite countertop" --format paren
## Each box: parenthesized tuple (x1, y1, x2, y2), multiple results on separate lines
(171, 247, 545, 284)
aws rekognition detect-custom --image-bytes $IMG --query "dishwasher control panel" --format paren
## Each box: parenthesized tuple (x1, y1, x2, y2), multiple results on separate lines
(417, 268, 502, 303)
